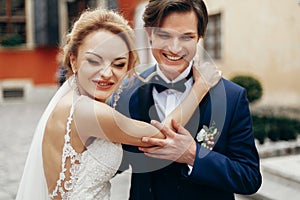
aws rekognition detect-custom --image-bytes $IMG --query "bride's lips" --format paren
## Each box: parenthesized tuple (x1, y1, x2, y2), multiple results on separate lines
(92, 80, 114, 89)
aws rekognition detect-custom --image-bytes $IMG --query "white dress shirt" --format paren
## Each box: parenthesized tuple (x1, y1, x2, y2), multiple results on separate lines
(152, 62, 194, 174)
(153, 62, 193, 121)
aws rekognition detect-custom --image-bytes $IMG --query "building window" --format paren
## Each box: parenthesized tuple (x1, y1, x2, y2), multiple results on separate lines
(0, 0, 26, 46)
(204, 13, 221, 60)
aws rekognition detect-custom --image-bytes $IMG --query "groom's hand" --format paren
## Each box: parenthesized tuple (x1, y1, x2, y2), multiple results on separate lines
(139, 119, 196, 166)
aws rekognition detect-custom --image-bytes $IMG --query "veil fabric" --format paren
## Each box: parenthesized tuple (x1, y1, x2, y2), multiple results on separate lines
(16, 79, 73, 200)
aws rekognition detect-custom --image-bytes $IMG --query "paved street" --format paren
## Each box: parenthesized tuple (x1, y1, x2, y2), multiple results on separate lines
(0, 86, 299, 200)
(0, 86, 56, 199)
(0, 101, 48, 199)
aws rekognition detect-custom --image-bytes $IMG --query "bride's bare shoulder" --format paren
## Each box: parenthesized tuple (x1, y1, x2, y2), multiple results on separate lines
(46, 91, 73, 129)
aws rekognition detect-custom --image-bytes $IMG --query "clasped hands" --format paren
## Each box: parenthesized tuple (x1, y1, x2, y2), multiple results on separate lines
(139, 119, 198, 166)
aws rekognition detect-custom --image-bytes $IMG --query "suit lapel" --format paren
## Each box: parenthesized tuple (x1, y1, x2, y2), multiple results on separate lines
(184, 92, 211, 138)
(133, 66, 160, 123)
(137, 83, 160, 123)
(187, 79, 226, 141)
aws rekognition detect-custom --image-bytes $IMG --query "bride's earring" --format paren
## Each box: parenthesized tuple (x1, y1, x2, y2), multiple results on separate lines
(113, 84, 123, 109)
(72, 71, 81, 95)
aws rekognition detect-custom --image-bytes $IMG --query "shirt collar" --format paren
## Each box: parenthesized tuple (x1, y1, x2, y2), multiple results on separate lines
(156, 61, 193, 84)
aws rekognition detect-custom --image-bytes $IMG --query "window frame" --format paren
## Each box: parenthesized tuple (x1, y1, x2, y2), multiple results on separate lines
(0, 0, 27, 47)
(204, 13, 222, 60)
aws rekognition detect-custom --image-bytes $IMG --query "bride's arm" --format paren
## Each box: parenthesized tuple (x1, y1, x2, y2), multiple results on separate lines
(74, 96, 163, 147)
(73, 84, 203, 147)
(162, 65, 222, 129)
(74, 88, 202, 147)
(162, 66, 205, 129)
(73, 66, 221, 146)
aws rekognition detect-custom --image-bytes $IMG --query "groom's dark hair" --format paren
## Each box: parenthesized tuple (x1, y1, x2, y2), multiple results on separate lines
(143, 0, 208, 38)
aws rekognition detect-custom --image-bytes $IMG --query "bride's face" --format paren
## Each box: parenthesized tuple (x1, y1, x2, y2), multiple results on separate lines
(71, 30, 129, 102)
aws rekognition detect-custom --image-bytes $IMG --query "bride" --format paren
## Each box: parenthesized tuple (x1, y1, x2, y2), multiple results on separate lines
(16, 8, 221, 200)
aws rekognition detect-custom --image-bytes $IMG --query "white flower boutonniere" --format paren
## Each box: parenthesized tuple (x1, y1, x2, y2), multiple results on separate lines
(196, 121, 219, 150)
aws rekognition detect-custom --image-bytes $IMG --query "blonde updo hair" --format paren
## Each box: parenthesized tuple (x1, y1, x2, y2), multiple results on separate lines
(61, 8, 139, 78)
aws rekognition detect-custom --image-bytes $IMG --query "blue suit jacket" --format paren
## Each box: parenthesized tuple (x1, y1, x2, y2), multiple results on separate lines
(115, 66, 261, 200)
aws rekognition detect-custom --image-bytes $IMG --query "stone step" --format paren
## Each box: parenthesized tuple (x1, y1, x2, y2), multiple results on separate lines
(250, 155, 300, 200)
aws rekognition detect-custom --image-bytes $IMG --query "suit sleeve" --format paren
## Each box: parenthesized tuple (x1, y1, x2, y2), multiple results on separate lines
(188, 88, 262, 195)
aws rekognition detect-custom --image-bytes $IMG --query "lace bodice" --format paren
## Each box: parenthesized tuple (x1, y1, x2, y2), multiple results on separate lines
(49, 97, 123, 199)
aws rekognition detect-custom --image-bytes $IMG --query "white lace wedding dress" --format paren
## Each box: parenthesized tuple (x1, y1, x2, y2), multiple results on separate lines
(16, 78, 122, 200)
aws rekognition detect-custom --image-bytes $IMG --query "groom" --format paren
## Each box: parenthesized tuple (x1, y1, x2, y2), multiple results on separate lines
(115, 0, 261, 199)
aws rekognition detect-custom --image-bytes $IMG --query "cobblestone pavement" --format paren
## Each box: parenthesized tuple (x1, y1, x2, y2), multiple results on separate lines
(0, 88, 269, 200)
(0, 101, 48, 199)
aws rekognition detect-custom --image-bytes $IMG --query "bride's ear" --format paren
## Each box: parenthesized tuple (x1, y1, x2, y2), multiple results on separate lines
(70, 53, 77, 73)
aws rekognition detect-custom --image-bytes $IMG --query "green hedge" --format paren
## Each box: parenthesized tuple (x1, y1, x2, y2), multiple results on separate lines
(231, 75, 299, 144)
(252, 115, 300, 144)
(231, 75, 263, 103)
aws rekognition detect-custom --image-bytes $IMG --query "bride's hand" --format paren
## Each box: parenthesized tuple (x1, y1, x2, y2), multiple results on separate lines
(192, 63, 222, 90)
(192, 41, 222, 90)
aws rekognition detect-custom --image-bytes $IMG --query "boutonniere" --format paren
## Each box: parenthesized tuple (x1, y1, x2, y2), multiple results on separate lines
(196, 121, 219, 150)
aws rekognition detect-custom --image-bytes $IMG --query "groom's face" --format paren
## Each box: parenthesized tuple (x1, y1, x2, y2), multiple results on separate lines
(148, 10, 199, 80)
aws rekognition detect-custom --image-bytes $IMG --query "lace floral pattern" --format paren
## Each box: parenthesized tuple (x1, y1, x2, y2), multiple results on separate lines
(49, 97, 122, 199)
(70, 139, 122, 200)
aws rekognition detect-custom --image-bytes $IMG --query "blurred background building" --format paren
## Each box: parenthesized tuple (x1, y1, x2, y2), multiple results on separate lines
(0, 0, 299, 108)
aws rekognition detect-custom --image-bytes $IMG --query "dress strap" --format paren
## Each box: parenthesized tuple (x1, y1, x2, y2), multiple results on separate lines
(49, 96, 83, 199)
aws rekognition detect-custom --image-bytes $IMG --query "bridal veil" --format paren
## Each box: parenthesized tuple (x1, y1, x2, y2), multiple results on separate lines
(16, 79, 73, 200)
